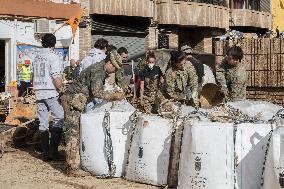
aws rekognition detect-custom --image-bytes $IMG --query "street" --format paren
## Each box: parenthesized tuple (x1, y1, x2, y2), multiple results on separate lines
(0, 148, 160, 189)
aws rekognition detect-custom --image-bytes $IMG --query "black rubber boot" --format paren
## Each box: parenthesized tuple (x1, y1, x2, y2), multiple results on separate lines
(40, 130, 50, 161)
(50, 127, 65, 161)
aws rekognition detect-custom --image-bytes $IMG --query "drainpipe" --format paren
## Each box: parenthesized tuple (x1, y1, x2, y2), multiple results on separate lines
(10, 18, 17, 87)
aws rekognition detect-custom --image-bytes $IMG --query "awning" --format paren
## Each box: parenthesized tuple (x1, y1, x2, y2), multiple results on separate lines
(0, 0, 81, 20)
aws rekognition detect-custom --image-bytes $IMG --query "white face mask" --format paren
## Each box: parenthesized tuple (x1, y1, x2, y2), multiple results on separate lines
(148, 63, 155, 69)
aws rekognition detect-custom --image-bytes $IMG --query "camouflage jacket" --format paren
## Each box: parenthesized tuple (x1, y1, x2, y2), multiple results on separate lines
(64, 60, 106, 99)
(216, 59, 247, 101)
(63, 66, 78, 81)
(164, 62, 198, 102)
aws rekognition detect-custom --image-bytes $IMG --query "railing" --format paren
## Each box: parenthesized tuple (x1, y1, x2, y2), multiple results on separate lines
(173, 0, 228, 7)
(157, 0, 230, 29)
(229, 0, 260, 11)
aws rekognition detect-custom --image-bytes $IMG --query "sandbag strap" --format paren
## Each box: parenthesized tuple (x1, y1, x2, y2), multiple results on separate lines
(123, 111, 140, 177)
(97, 111, 116, 179)
(260, 130, 273, 186)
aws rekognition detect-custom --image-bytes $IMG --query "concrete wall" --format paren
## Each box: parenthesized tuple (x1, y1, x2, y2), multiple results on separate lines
(0, 19, 79, 84)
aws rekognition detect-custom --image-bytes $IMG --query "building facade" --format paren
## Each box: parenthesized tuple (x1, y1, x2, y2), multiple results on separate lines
(0, 0, 81, 90)
(271, 0, 284, 32)
(78, 0, 271, 58)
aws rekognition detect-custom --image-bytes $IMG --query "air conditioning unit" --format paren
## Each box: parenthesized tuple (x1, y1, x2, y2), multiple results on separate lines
(34, 19, 56, 33)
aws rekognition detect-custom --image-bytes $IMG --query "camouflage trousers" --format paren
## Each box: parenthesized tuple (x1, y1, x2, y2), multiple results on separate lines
(139, 92, 165, 114)
(63, 94, 83, 174)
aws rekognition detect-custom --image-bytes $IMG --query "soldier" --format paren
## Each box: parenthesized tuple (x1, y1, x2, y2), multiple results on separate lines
(139, 52, 164, 113)
(164, 51, 199, 106)
(117, 47, 129, 63)
(62, 51, 126, 177)
(32, 34, 64, 161)
(180, 44, 216, 89)
(216, 45, 246, 101)
(63, 59, 78, 85)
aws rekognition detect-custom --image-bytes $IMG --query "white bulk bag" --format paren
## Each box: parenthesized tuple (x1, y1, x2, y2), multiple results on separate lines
(235, 123, 272, 189)
(227, 101, 282, 121)
(262, 126, 284, 189)
(178, 120, 234, 189)
(125, 114, 173, 186)
(80, 100, 135, 177)
(202, 64, 216, 86)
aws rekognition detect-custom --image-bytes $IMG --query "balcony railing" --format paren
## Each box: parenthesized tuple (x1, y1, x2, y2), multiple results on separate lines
(230, 9, 271, 29)
(173, 0, 228, 7)
(90, 0, 154, 18)
(229, 0, 260, 11)
(157, 0, 230, 29)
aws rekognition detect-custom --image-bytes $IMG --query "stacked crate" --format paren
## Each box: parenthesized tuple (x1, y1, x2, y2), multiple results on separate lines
(214, 38, 284, 106)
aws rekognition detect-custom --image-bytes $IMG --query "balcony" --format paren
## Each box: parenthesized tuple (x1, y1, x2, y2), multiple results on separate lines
(156, 0, 230, 29)
(230, 9, 271, 29)
(174, 0, 228, 7)
(90, 0, 154, 18)
(229, 0, 271, 29)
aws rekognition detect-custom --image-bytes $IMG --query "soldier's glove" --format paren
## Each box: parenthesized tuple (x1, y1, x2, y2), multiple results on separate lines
(71, 93, 87, 111)
(173, 92, 186, 102)
(102, 91, 125, 101)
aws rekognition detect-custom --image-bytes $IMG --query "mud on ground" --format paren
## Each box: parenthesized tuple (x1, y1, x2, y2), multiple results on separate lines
(0, 148, 161, 189)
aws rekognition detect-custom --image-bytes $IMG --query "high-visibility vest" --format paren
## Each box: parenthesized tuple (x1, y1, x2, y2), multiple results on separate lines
(21, 66, 31, 81)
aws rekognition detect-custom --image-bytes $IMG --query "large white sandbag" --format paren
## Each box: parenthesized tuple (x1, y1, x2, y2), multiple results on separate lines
(227, 101, 282, 121)
(125, 114, 173, 186)
(181, 105, 196, 117)
(80, 101, 135, 177)
(262, 126, 284, 189)
(235, 123, 273, 189)
(91, 99, 136, 113)
(202, 64, 216, 86)
(178, 120, 234, 189)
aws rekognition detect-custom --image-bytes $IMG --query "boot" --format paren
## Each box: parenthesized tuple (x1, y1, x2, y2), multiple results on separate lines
(66, 135, 90, 177)
(40, 130, 50, 161)
(49, 127, 65, 161)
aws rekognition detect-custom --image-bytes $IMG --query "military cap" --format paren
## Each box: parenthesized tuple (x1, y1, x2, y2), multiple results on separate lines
(180, 44, 193, 54)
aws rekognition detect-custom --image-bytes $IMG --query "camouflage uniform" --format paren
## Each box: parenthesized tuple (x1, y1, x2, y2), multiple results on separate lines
(164, 62, 198, 104)
(216, 59, 247, 101)
(140, 66, 163, 113)
(63, 66, 78, 81)
(63, 59, 124, 176)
